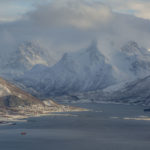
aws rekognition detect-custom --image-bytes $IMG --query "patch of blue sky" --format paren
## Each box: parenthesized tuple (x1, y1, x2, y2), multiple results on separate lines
(113, 9, 138, 15)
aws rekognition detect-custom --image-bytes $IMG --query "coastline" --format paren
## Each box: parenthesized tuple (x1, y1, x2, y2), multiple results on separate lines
(0, 103, 89, 126)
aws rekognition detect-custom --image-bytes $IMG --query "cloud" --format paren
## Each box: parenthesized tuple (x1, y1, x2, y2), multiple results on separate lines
(1, 0, 150, 59)
(0, 1, 31, 23)
(99, 0, 150, 20)
(128, 1, 150, 20)
(28, 0, 113, 29)
(0, 0, 51, 23)
(1, 0, 150, 24)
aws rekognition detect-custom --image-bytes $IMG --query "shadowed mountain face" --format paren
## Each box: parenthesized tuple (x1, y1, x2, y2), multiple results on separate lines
(121, 41, 150, 76)
(108, 75, 150, 105)
(65, 75, 150, 106)
(16, 42, 115, 97)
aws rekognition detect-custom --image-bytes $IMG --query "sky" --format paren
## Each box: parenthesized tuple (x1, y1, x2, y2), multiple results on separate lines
(0, 0, 150, 57)
(1, 0, 150, 22)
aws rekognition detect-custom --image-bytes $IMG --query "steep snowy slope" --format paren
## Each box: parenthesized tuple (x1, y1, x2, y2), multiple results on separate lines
(108, 75, 150, 105)
(16, 42, 115, 97)
(15, 41, 150, 98)
(0, 41, 56, 77)
(67, 75, 150, 105)
(121, 41, 150, 77)
(104, 41, 150, 81)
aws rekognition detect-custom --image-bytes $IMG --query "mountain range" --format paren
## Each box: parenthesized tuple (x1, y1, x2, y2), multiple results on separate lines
(16, 42, 115, 97)
(0, 77, 85, 120)
(0, 41, 56, 78)
(60, 75, 150, 106)
(13, 41, 150, 98)
(1, 40, 150, 105)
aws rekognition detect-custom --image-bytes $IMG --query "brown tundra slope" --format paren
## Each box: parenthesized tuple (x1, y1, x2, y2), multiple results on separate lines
(0, 77, 87, 119)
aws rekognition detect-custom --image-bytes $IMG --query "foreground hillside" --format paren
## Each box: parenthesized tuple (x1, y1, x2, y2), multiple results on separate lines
(0, 77, 87, 121)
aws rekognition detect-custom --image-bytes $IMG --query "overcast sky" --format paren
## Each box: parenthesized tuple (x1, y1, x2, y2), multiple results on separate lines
(0, 0, 150, 56)
(1, 0, 150, 22)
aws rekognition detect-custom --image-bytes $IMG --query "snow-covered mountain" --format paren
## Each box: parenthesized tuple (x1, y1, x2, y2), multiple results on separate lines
(0, 40, 150, 99)
(110, 75, 150, 105)
(120, 41, 150, 78)
(67, 75, 150, 106)
(15, 41, 150, 98)
(104, 41, 150, 81)
(16, 42, 116, 97)
(0, 77, 86, 120)
(0, 41, 56, 78)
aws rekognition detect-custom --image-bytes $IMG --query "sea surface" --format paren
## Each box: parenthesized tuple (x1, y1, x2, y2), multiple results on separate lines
(0, 103, 150, 150)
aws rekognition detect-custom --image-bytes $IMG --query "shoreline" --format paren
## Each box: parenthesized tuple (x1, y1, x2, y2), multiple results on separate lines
(0, 106, 89, 126)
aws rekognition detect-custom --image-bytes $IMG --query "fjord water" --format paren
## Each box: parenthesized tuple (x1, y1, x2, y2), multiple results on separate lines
(0, 103, 150, 150)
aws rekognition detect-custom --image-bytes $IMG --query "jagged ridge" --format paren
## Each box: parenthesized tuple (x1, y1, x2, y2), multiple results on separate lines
(17, 42, 115, 97)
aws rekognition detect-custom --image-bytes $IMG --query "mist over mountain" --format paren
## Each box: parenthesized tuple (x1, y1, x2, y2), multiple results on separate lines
(1, 1, 150, 149)
(70, 74, 150, 106)
(1, 2, 150, 99)
(16, 42, 115, 97)
(11, 40, 150, 98)
(0, 41, 57, 78)
(107, 41, 150, 81)
(111, 75, 150, 105)
(1, 0, 150, 97)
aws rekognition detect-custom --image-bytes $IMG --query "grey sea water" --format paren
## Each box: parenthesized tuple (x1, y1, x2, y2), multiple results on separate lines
(0, 103, 150, 150)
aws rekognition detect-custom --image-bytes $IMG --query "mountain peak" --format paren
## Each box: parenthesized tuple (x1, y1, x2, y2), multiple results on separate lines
(84, 41, 103, 57)
(121, 41, 145, 57)
(0, 40, 56, 78)
(121, 41, 150, 57)
(18, 40, 45, 55)
(126, 41, 138, 47)
(86, 40, 98, 52)
(59, 41, 105, 67)
(18, 41, 115, 97)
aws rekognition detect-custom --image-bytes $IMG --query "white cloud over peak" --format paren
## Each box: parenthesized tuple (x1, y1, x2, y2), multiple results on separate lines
(29, 1, 113, 29)
(128, 1, 150, 20)
(1, 0, 150, 57)
(1, 0, 150, 23)
(99, 0, 150, 20)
